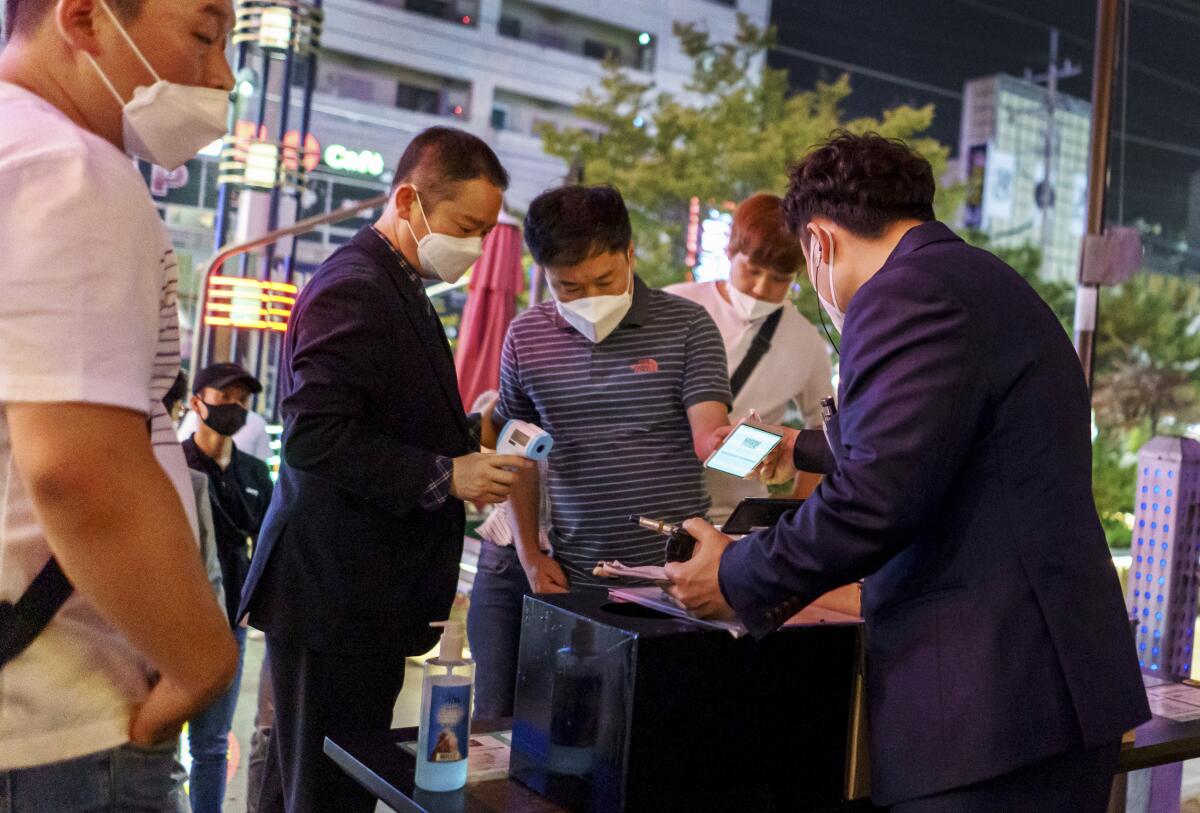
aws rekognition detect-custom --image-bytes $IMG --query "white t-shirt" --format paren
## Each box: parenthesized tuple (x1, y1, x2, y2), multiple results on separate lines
(177, 408, 273, 462)
(0, 82, 198, 770)
(665, 281, 833, 522)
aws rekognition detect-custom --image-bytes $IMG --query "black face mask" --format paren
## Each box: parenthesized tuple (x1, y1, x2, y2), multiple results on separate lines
(200, 402, 248, 437)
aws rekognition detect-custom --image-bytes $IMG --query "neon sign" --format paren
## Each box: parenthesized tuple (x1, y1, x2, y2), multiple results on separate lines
(323, 144, 386, 177)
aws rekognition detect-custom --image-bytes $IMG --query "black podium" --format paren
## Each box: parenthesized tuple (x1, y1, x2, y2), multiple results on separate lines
(508, 592, 862, 813)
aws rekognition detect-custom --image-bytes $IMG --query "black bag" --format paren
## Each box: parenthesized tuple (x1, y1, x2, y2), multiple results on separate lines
(0, 557, 72, 669)
(729, 308, 783, 400)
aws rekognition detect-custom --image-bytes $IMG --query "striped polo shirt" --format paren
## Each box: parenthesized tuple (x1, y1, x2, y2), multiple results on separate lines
(495, 275, 731, 587)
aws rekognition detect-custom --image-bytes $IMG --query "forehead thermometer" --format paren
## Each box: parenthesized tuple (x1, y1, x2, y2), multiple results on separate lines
(496, 419, 554, 460)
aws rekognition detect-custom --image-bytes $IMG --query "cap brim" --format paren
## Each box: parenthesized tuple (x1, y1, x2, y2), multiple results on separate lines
(195, 373, 263, 394)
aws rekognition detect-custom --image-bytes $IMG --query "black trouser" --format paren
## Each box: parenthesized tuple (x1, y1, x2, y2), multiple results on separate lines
(257, 634, 407, 813)
(889, 741, 1120, 813)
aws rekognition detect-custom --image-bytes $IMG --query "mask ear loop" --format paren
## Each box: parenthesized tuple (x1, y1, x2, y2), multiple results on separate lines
(97, 0, 161, 82)
(809, 233, 840, 356)
(77, 0, 161, 108)
(401, 186, 429, 245)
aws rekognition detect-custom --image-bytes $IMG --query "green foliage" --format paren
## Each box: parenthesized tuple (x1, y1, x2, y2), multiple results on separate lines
(540, 14, 962, 288)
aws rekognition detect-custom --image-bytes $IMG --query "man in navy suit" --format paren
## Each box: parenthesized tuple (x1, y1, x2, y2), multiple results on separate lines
(667, 131, 1149, 811)
(240, 127, 530, 813)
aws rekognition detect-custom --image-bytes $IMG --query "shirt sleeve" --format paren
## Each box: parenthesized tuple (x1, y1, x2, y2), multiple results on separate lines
(681, 309, 733, 409)
(420, 455, 455, 512)
(493, 324, 541, 426)
(0, 149, 159, 412)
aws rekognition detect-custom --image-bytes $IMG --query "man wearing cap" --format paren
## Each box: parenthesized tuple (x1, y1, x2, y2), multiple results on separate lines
(182, 362, 274, 813)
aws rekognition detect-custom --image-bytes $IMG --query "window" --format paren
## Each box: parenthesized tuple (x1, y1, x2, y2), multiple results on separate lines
(583, 39, 619, 62)
(396, 82, 441, 114)
(490, 107, 509, 130)
(498, 15, 521, 38)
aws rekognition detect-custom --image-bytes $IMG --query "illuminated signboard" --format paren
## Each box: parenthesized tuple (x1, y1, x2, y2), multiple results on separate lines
(693, 209, 733, 283)
(323, 144, 386, 178)
(205, 275, 299, 332)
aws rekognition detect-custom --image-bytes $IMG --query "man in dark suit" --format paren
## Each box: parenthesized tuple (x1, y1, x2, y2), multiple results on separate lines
(667, 131, 1149, 811)
(240, 126, 530, 813)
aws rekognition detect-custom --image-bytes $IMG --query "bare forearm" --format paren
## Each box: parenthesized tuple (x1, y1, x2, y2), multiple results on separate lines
(507, 465, 542, 566)
(10, 405, 236, 701)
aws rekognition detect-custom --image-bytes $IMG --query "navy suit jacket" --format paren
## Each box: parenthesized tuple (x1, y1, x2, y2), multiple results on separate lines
(239, 227, 473, 657)
(719, 222, 1149, 804)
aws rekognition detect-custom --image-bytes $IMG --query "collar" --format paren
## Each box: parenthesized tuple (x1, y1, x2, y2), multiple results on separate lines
(357, 225, 424, 303)
(550, 274, 650, 331)
(880, 221, 962, 268)
(183, 434, 239, 475)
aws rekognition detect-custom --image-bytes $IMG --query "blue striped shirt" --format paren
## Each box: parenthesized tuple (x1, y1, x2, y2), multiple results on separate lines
(495, 276, 731, 586)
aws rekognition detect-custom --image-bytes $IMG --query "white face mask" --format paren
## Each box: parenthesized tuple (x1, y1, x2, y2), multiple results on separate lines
(809, 231, 846, 332)
(82, 1, 229, 170)
(726, 282, 785, 322)
(404, 191, 484, 284)
(554, 263, 634, 344)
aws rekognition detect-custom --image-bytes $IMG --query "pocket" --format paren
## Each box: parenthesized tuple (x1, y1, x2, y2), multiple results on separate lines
(114, 741, 181, 811)
(478, 540, 518, 576)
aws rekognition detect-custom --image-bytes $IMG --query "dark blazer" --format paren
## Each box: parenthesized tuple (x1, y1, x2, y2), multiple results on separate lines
(239, 227, 473, 657)
(719, 222, 1149, 805)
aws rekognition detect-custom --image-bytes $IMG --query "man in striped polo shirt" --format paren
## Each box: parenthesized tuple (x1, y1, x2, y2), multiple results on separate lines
(467, 184, 731, 717)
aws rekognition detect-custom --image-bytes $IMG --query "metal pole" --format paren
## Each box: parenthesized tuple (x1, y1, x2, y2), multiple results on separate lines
(1073, 0, 1121, 390)
(1041, 29, 1059, 257)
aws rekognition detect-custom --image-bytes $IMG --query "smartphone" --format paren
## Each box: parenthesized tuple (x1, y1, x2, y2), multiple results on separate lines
(704, 420, 784, 479)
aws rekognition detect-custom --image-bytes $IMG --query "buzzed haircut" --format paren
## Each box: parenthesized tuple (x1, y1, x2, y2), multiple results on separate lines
(5, 0, 142, 39)
(391, 126, 509, 209)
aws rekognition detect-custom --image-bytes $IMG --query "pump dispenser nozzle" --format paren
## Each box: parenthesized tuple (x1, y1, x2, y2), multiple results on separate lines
(430, 620, 466, 662)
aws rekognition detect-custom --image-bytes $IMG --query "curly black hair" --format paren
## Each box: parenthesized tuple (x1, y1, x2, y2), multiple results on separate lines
(783, 130, 936, 239)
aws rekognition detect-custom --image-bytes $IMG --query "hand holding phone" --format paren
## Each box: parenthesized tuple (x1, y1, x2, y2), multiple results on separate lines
(704, 418, 784, 479)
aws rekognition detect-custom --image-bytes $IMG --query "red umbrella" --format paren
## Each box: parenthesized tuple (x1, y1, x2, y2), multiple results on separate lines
(455, 210, 524, 410)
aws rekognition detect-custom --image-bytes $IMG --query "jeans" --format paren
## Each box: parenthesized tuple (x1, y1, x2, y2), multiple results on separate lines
(187, 626, 246, 813)
(0, 741, 180, 812)
(466, 541, 531, 719)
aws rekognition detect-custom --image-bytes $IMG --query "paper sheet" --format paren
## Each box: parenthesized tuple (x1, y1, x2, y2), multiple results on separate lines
(1146, 682, 1200, 722)
(593, 560, 669, 581)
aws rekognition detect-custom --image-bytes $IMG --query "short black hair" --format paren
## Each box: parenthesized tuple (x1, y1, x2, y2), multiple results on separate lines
(163, 371, 188, 415)
(6, 0, 141, 39)
(391, 126, 509, 208)
(524, 185, 633, 268)
(784, 130, 936, 239)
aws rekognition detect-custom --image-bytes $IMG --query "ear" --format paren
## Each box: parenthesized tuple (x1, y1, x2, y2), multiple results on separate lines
(190, 394, 204, 414)
(626, 241, 636, 269)
(392, 183, 417, 223)
(55, 0, 104, 57)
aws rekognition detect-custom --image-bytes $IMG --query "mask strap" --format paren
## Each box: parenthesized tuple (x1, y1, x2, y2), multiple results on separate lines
(97, 0, 162, 83)
(413, 189, 434, 241)
(83, 51, 127, 107)
(825, 230, 842, 314)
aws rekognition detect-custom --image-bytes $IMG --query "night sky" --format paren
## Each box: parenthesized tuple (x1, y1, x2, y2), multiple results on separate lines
(768, 0, 1200, 238)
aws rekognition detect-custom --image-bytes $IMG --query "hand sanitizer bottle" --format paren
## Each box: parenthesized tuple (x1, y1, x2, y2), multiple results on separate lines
(415, 620, 475, 792)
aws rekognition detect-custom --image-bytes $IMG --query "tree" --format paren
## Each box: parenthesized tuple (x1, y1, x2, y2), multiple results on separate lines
(540, 14, 962, 287)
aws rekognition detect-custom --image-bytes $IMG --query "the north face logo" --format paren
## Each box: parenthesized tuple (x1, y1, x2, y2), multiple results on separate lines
(631, 358, 659, 373)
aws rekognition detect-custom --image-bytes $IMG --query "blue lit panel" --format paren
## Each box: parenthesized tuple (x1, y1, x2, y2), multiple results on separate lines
(1125, 438, 1200, 679)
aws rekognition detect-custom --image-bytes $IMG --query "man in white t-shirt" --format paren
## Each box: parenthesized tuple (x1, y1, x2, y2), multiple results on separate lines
(667, 193, 833, 524)
(0, 0, 238, 808)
